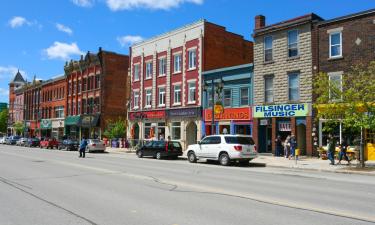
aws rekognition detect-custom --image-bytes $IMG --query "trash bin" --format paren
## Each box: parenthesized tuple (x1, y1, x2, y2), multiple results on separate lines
(295, 149, 300, 156)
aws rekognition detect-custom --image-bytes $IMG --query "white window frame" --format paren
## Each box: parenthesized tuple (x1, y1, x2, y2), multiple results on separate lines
(158, 57, 166, 76)
(145, 61, 152, 79)
(264, 76, 274, 103)
(173, 54, 182, 73)
(134, 64, 140, 81)
(133, 90, 139, 109)
(329, 32, 342, 58)
(173, 84, 181, 105)
(328, 71, 343, 101)
(188, 81, 196, 104)
(288, 30, 299, 58)
(188, 49, 197, 70)
(240, 87, 249, 106)
(264, 36, 273, 62)
(145, 89, 152, 108)
(223, 89, 232, 107)
(158, 87, 166, 107)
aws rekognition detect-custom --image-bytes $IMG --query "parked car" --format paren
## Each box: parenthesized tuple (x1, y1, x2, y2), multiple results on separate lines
(136, 140, 183, 160)
(58, 139, 79, 151)
(6, 136, 21, 145)
(0, 136, 7, 144)
(86, 139, 106, 152)
(16, 137, 28, 146)
(25, 138, 40, 147)
(186, 135, 257, 166)
(40, 138, 59, 149)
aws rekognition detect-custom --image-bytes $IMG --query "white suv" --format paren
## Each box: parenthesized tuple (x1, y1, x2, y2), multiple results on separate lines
(186, 135, 257, 166)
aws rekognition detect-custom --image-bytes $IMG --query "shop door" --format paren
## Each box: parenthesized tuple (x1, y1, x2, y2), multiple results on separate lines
(297, 123, 306, 155)
(258, 125, 272, 153)
(186, 122, 197, 148)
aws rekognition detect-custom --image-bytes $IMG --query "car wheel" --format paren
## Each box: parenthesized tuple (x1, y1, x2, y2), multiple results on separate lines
(137, 150, 143, 158)
(188, 151, 197, 163)
(156, 152, 162, 160)
(219, 153, 231, 166)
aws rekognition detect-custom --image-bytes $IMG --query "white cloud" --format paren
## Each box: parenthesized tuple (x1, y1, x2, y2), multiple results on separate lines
(117, 35, 144, 47)
(9, 16, 30, 28)
(0, 66, 27, 80)
(56, 23, 73, 35)
(71, 0, 95, 7)
(43, 42, 84, 61)
(106, 0, 203, 11)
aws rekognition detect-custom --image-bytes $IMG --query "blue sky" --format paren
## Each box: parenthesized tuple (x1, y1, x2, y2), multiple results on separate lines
(1, 0, 374, 103)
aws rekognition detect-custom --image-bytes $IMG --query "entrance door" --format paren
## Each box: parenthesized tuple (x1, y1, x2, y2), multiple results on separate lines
(258, 124, 272, 153)
(297, 123, 306, 155)
(133, 124, 140, 140)
(186, 122, 197, 149)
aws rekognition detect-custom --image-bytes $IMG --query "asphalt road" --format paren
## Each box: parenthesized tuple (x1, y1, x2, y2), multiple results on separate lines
(1, 144, 375, 225)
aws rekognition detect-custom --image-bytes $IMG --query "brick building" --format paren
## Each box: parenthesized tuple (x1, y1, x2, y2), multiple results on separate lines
(128, 20, 253, 150)
(314, 9, 375, 147)
(252, 14, 323, 156)
(24, 79, 43, 137)
(64, 48, 129, 140)
(40, 76, 66, 139)
(8, 70, 26, 135)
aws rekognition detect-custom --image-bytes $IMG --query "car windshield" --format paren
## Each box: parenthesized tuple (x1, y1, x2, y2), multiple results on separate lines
(224, 136, 255, 145)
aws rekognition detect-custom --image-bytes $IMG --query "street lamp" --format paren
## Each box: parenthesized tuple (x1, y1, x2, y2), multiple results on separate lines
(204, 78, 224, 135)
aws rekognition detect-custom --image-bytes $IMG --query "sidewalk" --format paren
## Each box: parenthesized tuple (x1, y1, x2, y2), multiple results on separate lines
(105, 147, 375, 175)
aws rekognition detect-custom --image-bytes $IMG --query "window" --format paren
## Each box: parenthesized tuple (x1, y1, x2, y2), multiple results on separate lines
(171, 122, 181, 140)
(188, 81, 196, 103)
(264, 36, 273, 62)
(78, 80, 81, 93)
(264, 76, 274, 103)
(223, 89, 231, 107)
(158, 87, 165, 106)
(188, 49, 196, 69)
(68, 82, 71, 95)
(330, 32, 342, 58)
(134, 64, 140, 81)
(87, 77, 91, 90)
(329, 72, 342, 101)
(82, 99, 87, 114)
(240, 88, 249, 106)
(134, 91, 139, 108)
(206, 89, 215, 108)
(73, 82, 77, 94)
(77, 101, 81, 114)
(144, 123, 152, 139)
(146, 62, 152, 79)
(174, 84, 181, 104)
(174, 54, 182, 73)
(145, 89, 152, 107)
(158, 58, 166, 76)
(288, 30, 299, 57)
(288, 72, 300, 101)
(201, 136, 221, 144)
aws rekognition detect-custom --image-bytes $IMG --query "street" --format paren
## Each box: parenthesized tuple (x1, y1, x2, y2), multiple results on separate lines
(0, 145, 375, 225)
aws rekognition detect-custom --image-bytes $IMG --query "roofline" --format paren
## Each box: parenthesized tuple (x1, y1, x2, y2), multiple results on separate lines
(131, 19, 206, 48)
(202, 63, 253, 75)
(318, 8, 375, 26)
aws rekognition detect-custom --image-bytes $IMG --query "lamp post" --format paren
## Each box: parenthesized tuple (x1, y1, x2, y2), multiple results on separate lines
(204, 79, 224, 135)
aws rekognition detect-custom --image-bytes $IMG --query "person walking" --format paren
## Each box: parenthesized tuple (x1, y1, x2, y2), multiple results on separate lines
(327, 134, 336, 165)
(275, 135, 282, 157)
(338, 138, 351, 165)
(284, 135, 291, 158)
(79, 136, 88, 158)
(289, 134, 297, 160)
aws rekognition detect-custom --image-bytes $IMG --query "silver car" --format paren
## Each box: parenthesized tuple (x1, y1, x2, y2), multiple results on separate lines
(16, 138, 28, 146)
(86, 139, 106, 152)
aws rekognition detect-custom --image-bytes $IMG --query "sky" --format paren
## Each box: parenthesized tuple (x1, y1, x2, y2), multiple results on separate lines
(1, 0, 374, 103)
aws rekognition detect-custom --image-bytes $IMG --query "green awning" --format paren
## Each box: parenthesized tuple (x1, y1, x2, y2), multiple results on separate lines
(65, 116, 81, 126)
(80, 114, 100, 127)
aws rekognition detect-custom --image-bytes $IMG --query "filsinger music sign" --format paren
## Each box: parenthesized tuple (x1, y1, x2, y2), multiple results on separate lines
(253, 103, 311, 118)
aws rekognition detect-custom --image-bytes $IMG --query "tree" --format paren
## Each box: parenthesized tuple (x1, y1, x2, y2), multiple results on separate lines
(103, 118, 127, 139)
(13, 121, 24, 136)
(314, 61, 375, 167)
(0, 108, 8, 133)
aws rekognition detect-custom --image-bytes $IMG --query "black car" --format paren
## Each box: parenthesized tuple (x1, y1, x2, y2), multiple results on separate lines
(58, 139, 79, 151)
(136, 140, 183, 160)
(26, 138, 40, 147)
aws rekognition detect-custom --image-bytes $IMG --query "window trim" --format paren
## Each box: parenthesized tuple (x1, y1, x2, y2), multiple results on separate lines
(264, 36, 273, 62)
(288, 72, 300, 101)
(329, 32, 342, 58)
(187, 80, 197, 104)
(145, 88, 152, 108)
(158, 86, 166, 107)
(223, 88, 232, 108)
(158, 57, 167, 77)
(287, 29, 299, 58)
(133, 90, 140, 109)
(240, 87, 249, 106)
(264, 75, 274, 103)
(173, 54, 182, 74)
(188, 48, 197, 70)
(145, 61, 153, 79)
(134, 63, 140, 81)
(173, 84, 181, 105)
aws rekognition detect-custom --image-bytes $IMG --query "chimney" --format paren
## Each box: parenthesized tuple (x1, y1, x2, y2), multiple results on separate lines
(255, 15, 266, 29)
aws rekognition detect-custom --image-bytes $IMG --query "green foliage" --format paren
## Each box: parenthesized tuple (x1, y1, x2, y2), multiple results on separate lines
(103, 118, 126, 139)
(314, 61, 375, 133)
(0, 108, 8, 133)
(14, 121, 24, 135)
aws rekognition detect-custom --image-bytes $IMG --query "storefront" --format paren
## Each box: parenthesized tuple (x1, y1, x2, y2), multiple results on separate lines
(52, 119, 64, 140)
(80, 114, 101, 139)
(129, 110, 166, 141)
(64, 116, 80, 140)
(40, 119, 52, 138)
(203, 107, 252, 136)
(253, 103, 312, 155)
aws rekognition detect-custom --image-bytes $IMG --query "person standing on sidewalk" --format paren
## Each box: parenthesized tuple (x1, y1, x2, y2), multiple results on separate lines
(338, 138, 351, 165)
(275, 135, 282, 157)
(289, 134, 297, 160)
(79, 137, 88, 158)
(284, 135, 291, 158)
(327, 134, 336, 165)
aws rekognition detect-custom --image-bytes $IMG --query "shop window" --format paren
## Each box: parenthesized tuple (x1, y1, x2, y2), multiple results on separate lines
(144, 123, 152, 139)
(223, 89, 231, 107)
(264, 76, 274, 103)
(288, 72, 300, 101)
(288, 30, 299, 57)
(157, 123, 165, 140)
(264, 36, 273, 62)
(235, 125, 252, 135)
(171, 122, 181, 140)
(240, 88, 249, 106)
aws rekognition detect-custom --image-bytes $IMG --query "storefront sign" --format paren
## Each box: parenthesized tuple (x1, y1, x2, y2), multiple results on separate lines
(129, 110, 166, 120)
(81, 114, 100, 127)
(40, 119, 52, 129)
(204, 107, 251, 121)
(52, 120, 64, 128)
(278, 122, 291, 131)
(253, 103, 311, 118)
(167, 107, 201, 118)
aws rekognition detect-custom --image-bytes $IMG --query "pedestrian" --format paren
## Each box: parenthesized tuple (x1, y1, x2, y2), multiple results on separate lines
(275, 135, 282, 157)
(289, 134, 297, 160)
(338, 138, 351, 165)
(222, 128, 228, 134)
(167, 136, 171, 142)
(284, 135, 291, 158)
(327, 134, 336, 165)
(79, 136, 88, 158)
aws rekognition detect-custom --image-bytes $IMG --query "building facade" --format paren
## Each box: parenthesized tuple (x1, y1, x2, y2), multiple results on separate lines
(24, 80, 42, 137)
(128, 20, 253, 150)
(64, 48, 129, 140)
(8, 70, 26, 135)
(252, 14, 323, 156)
